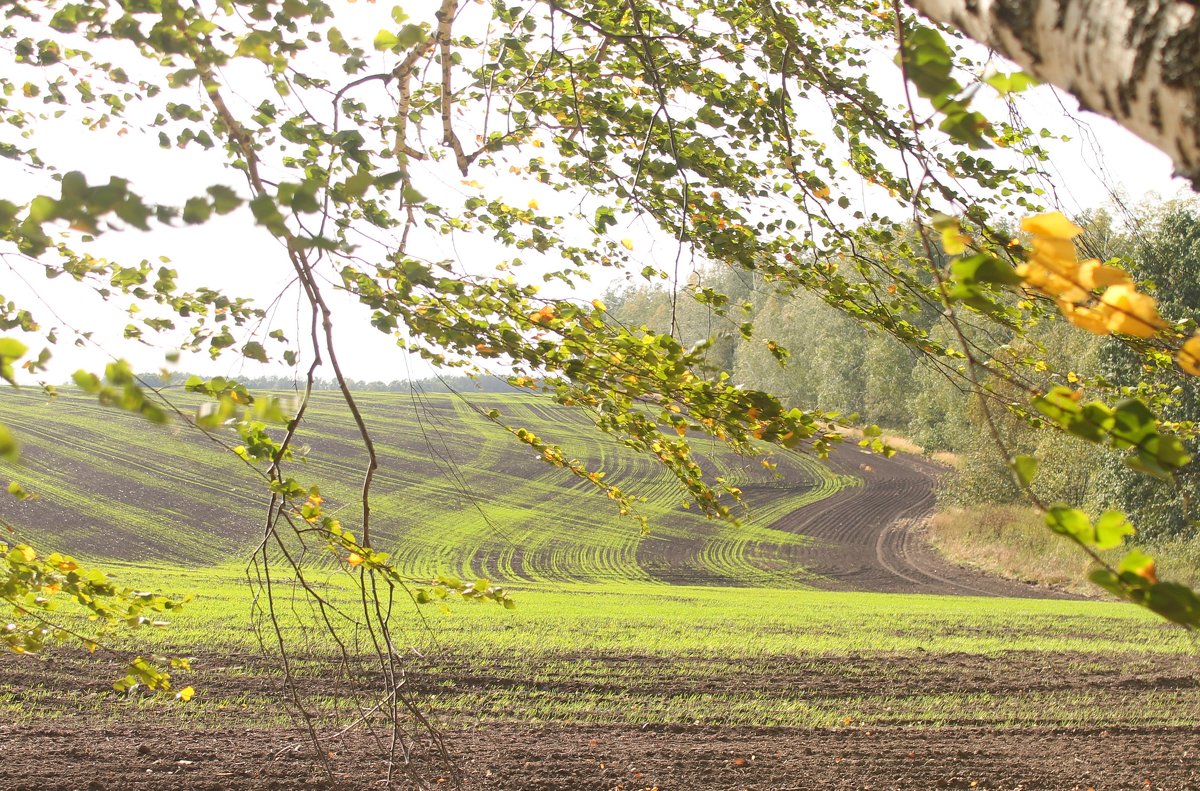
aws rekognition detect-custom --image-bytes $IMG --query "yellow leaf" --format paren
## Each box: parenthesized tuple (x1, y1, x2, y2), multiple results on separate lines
(1100, 284, 1167, 338)
(1016, 261, 1087, 304)
(1124, 553, 1158, 584)
(527, 199, 539, 210)
(591, 298, 606, 311)
(1029, 237, 1079, 276)
(347, 553, 365, 567)
(948, 233, 971, 255)
(1179, 334, 1200, 376)
(529, 305, 556, 326)
(1021, 211, 1083, 239)
(813, 186, 831, 202)
(1057, 301, 1112, 335)
(621, 238, 634, 251)
(1078, 259, 1131, 290)
(177, 686, 195, 702)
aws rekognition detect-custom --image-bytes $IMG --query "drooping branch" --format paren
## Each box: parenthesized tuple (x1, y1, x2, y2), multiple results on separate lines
(908, 0, 1200, 187)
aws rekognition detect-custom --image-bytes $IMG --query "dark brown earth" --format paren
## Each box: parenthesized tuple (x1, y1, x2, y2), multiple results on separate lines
(767, 446, 1066, 598)
(4, 649, 1199, 790)
(5, 721, 1199, 791)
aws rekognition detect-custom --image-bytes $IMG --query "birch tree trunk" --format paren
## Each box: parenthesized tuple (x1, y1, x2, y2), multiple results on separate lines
(907, 0, 1200, 188)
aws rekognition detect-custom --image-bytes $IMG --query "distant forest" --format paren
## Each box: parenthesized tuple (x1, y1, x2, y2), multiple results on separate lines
(135, 371, 522, 395)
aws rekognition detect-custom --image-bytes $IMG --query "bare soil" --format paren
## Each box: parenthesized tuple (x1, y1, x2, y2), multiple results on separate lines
(4, 649, 1199, 790)
(5, 720, 1199, 791)
(763, 447, 1068, 598)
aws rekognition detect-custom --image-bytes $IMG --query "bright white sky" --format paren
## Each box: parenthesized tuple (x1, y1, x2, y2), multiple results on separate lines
(0, 4, 1194, 387)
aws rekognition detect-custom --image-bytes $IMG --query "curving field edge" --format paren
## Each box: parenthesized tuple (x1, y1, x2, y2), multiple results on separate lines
(768, 444, 1072, 598)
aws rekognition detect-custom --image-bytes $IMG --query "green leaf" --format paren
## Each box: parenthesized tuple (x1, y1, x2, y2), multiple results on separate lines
(1111, 398, 1156, 446)
(395, 23, 425, 49)
(695, 104, 725, 128)
(1125, 453, 1172, 481)
(181, 197, 212, 224)
(1118, 549, 1156, 578)
(72, 370, 101, 393)
(1149, 435, 1192, 470)
(207, 185, 242, 214)
(28, 195, 59, 223)
(0, 337, 29, 360)
(343, 171, 374, 199)
(1045, 504, 1091, 544)
(984, 71, 1038, 95)
(400, 184, 425, 203)
(0, 337, 26, 386)
(898, 25, 956, 98)
(1010, 454, 1038, 487)
(1144, 582, 1200, 627)
(1093, 510, 1134, 550)
(939, 109, 994, 149)
(951, 254, 1023, 287)
(594, 206, 617, 232)
(373, 30, 399, 50)
(0, 423, 16, 460)
(1088, 568, 1123, 597)
(242, 341, 269, 363)
(249, 195, 286, 234)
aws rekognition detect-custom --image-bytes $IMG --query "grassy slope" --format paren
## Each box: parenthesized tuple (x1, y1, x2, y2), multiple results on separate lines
(0, 388, 854, 586)
(931, 504, 1200, 594)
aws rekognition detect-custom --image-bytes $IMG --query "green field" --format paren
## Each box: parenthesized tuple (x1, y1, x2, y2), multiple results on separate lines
(0, 388, 854, 586)
(2, 388, 1199, 790)
(5, 561, 1197, 732)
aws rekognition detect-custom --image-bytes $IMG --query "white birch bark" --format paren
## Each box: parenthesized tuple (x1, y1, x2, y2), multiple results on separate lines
(907, 0, 1200, 187)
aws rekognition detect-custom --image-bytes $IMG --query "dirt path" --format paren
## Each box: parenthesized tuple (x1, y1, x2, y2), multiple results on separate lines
(772, 446, 1065, 598)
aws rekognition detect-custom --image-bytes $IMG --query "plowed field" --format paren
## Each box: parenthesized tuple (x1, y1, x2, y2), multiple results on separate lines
(4, 646, 1199, 790)
(2, 390, 1196, 790)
